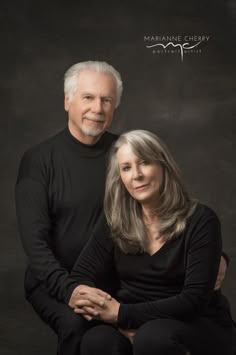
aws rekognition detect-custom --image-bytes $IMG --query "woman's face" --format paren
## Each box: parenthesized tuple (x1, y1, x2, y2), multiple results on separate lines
(116, 144, 163, 206)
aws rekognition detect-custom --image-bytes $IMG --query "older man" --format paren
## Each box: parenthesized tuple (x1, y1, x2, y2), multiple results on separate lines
(15, 61, 122, 355)
(15, 61, 228, 355)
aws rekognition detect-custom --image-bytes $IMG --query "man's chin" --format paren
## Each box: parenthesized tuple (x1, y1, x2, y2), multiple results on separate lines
(81, 127, 105, 137)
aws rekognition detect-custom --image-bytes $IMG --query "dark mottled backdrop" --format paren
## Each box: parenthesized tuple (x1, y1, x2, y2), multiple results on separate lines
(1, 0, 236, 354)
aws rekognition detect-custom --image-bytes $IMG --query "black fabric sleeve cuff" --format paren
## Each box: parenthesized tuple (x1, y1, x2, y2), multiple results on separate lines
(117, 303, 134, 329)
(63, 281, 96, 305)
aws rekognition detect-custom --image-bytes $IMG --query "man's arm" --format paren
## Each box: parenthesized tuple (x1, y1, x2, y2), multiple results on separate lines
(68, 215, 115, 307)
(15, 150, 77, 303)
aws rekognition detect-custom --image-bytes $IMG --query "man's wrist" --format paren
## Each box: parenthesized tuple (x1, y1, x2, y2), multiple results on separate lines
(66, 283, 80, 306)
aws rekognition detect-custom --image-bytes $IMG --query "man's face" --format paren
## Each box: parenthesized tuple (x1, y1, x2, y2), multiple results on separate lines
(65, 69, 117, 144)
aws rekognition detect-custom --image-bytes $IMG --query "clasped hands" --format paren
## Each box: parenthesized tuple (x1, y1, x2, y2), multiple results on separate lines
(69, 285, 136, 344)
(69, 285, 120, 323)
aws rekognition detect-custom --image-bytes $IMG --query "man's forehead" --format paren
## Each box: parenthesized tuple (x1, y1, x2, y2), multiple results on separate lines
(76, 69, 117, 94)
(78, 69, 115, 81)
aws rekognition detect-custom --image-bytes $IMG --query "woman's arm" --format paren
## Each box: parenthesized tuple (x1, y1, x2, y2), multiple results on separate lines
(117, 206, 222, 329)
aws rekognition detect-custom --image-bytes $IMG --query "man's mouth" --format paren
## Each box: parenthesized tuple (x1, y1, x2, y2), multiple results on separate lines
(84, 117, 105, 123)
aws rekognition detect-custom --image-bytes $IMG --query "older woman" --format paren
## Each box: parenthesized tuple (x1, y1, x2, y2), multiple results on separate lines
(71, 130, 234, 355)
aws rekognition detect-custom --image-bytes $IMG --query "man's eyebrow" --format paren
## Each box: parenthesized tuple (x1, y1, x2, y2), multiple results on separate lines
(101, 95, 115, 99)
(81, 92, 94, 96)
(80, 93, 114, 99)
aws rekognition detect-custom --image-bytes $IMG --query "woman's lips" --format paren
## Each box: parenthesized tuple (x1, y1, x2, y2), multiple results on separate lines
(134, 184, 149, 190)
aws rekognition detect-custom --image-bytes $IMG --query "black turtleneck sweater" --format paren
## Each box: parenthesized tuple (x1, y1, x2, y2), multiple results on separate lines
(15, 127, 117, 303)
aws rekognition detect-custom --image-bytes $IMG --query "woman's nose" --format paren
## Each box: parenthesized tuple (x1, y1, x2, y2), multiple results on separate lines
(132, 166, 142, 179)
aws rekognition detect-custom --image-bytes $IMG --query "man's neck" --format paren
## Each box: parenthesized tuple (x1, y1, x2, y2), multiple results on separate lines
(68, 124, 103, 145)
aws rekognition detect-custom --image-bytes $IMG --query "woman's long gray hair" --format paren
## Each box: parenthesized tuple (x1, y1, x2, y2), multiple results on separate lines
(104, 130, 196, 254)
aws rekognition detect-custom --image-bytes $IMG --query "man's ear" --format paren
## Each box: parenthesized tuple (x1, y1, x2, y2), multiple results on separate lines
(64, 96, 70, 112)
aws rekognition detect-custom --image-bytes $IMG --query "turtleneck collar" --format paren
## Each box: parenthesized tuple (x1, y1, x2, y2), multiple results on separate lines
(62, 126, 111, 157)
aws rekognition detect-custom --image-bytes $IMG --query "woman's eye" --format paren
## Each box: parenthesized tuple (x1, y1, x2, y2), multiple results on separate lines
(122, 166, 130, 171)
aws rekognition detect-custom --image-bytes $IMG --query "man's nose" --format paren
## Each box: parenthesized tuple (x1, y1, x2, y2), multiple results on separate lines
(91, 98, 103, 113)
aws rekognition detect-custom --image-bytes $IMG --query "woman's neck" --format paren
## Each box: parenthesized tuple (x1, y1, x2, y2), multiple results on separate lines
(142, 204, 158, 224)
(141, 203, 166, 254)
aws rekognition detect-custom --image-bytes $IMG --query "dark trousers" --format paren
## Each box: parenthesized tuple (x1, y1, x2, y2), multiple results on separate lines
(80, 318, 234, 355)
(27, 285, 95, 355)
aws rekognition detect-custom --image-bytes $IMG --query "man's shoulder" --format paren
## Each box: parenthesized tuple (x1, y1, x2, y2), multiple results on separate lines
(105, 131, 119, 139)
(22, 128, 66, 161)
(17, 129, 66, 180)
(104, 131, 119, 146)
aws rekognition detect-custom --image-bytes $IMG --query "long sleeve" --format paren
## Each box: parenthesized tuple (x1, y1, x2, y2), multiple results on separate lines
(15, 150, 77, 303)
(69, 215, 116, 300)
(118, 207, 222, 329)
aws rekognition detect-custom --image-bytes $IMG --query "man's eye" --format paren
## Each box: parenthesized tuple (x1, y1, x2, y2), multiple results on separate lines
(103, 98, 112, 103)
(84, 96, 92, 100)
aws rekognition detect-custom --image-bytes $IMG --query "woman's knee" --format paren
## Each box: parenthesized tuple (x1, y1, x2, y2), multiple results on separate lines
(81, 325, 132, 355)
(133, 319, 187, 355)
(57, 311, 89, 339)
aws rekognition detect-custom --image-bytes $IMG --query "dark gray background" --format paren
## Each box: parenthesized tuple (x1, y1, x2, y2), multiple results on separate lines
(1, 0, 236, 354)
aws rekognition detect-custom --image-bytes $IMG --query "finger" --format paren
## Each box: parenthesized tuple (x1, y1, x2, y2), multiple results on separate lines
(81, 288, 111, 301)
(75, 306, 99, 317)
(78, 285, 99, 295)
(78, 288, 111, 302)
(83, 306, 100, 316)
(118, 329, 126, 336)
(81, 294, 106, 307)
(129, 337, 134, 345)
(74, 307, 88, 314)
(75, 299, 96, 307)
(96, 289, 112, 299)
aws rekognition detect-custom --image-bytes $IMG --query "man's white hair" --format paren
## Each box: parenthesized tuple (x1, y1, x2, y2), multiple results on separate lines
(64, 61, 123, 108)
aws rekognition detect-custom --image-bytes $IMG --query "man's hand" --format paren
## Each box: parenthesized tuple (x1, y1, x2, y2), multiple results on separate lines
(74, 296, 120, 324)
(214, 256, 227, 290)
(68, 285, 111, 309)
(119, 328, 136, 344)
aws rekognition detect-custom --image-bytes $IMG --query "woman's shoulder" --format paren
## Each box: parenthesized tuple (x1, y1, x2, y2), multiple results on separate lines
(186, 202, 221, 237)
(183, 202, 222, 255)
(190, 202, 220, 223)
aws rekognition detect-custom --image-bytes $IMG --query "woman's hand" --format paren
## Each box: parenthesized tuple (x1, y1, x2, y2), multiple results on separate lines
(119, 328, 136, 344)
(74, 296, 120, 324)
(69, 285, 111, 309)
(214, 256, 227, 290)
